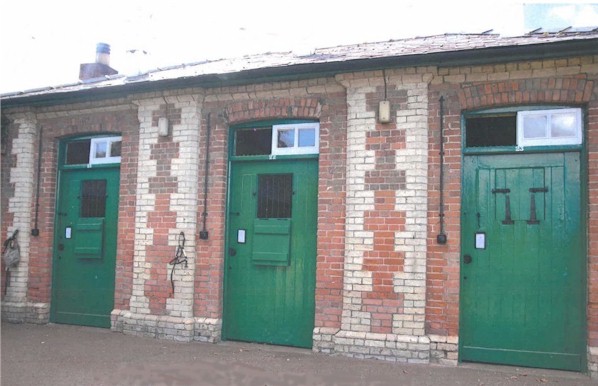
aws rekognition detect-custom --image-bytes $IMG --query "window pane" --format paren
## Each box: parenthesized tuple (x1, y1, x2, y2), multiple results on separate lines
(110, 140, 122, 157)
(65, 140, 91, 165)
(298, 128, 316, 147)
(94, 141, 108, 158)
(81, 180, 107, 218)
(257, 174, 292, 219)
(523, 115, 547, 138)
(277, 129, 294, 148)
(235, 128, 272, 156)
(551, 113, 576, 137)
(465, 115, 516, 147)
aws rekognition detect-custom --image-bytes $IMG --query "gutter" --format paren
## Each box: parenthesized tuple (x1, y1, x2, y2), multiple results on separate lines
(2, 38, 597, 109)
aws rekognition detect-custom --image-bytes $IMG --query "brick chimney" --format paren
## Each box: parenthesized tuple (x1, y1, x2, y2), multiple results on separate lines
(79, 43, 118, 81)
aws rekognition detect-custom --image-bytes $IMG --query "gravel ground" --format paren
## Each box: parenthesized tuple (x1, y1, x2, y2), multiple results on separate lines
(1, 322, 594, 386)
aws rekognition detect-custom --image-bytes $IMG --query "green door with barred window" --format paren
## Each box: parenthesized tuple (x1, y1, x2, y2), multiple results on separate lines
(51, 166, 120, 328)
(223, 159, 318, 348)
(460, 152, 585, 371)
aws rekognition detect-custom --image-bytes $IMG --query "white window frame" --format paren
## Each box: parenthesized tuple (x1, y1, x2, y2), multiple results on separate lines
(272, 123, 319, 155)
(517, 108, 582, 147)
(89, 136, 122, 164)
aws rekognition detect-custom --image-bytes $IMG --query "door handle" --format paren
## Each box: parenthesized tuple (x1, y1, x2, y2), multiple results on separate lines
(229, 247, 237, 256)
(463, 254, 472, 264)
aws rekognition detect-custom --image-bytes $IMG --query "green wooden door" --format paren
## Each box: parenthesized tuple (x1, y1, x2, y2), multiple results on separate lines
(460, 152, 585, 371)
(223, 159, 318, 348)
(51, 167, 120, 328)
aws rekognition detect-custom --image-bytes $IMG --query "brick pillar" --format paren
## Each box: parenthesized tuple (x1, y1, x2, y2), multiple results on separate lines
(331, 70, 432, 363)
(112, 95, 202, 341)
(1, 111, 46, 322)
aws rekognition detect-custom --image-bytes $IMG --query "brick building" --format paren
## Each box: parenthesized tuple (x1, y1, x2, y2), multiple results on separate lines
(2, 30, 598, 377)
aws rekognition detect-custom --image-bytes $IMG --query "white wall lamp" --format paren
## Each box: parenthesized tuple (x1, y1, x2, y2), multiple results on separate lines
(377, 69, 392, 124)
(158, 116, 169, 137)
(378, 100, 391, 123)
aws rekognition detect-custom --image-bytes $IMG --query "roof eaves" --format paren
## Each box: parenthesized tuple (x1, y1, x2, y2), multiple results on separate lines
(2, 35, 598, 108)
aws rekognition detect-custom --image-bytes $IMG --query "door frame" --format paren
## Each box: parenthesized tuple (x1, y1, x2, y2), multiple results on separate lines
(458, 108, 588, 371)
(50, 134, 121, 327)
(221, 120, 319, 344)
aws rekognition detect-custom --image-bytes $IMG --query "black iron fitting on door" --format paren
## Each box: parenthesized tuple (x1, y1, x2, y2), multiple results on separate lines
(463, 254, 472, 264)
(491, 188, 514, 225)
(527, 187, 548, 225)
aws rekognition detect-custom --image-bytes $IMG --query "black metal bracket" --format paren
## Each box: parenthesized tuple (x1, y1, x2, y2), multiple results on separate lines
(529, 187, 548, 193)
(492, 188, 513, 224)
(527, 187, 548, 225)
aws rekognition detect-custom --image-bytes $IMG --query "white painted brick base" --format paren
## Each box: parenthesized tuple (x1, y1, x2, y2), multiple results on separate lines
(193, 318, 222, 343)
(313, 328, 431, 364)
(312, 327, 339, 354)
(589, 346, 598, 379)
(111, 309, 221, 343)
(1, 302, 49, 324)
(429, 335, 459, 365)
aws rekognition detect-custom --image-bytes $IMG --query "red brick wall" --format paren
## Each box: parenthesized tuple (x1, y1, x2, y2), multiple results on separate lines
(114, 112, 139, 310)
(427, 74, 598, 341)
(427, 85, 462, 336)
(194, 106, 228, 319)
(27, 125, 58, 303)
(314, 93, 347, 329)
(195, 93, 347, 328)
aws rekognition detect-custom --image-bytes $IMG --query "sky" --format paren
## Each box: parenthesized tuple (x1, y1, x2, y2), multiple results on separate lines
(1, 1, 597, 94)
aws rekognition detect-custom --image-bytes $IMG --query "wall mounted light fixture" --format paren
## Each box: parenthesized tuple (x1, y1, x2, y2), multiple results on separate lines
(378, 100, 391, 123)
(158, 117, 169, 137)
(377, 69, 391, 124)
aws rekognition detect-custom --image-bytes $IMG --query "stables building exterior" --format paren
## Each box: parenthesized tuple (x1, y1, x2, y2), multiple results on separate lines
(2, 30, 598, 377)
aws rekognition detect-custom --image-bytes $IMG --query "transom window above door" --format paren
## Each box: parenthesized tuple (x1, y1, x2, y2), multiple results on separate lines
(65, 136, 122, 166)
(465, 107, 582, 149)
(234, 122, 319, 157)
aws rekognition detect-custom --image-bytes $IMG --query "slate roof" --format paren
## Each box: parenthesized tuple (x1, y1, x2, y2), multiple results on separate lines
(2, 28, 598, 103)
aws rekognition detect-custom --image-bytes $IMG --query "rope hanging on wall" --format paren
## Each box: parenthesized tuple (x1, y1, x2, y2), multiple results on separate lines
(169, 232, 188, 293)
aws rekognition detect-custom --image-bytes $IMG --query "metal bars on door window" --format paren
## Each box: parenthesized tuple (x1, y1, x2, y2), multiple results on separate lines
(257, 174, 292, 219)
(80, 180, 107, 218)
